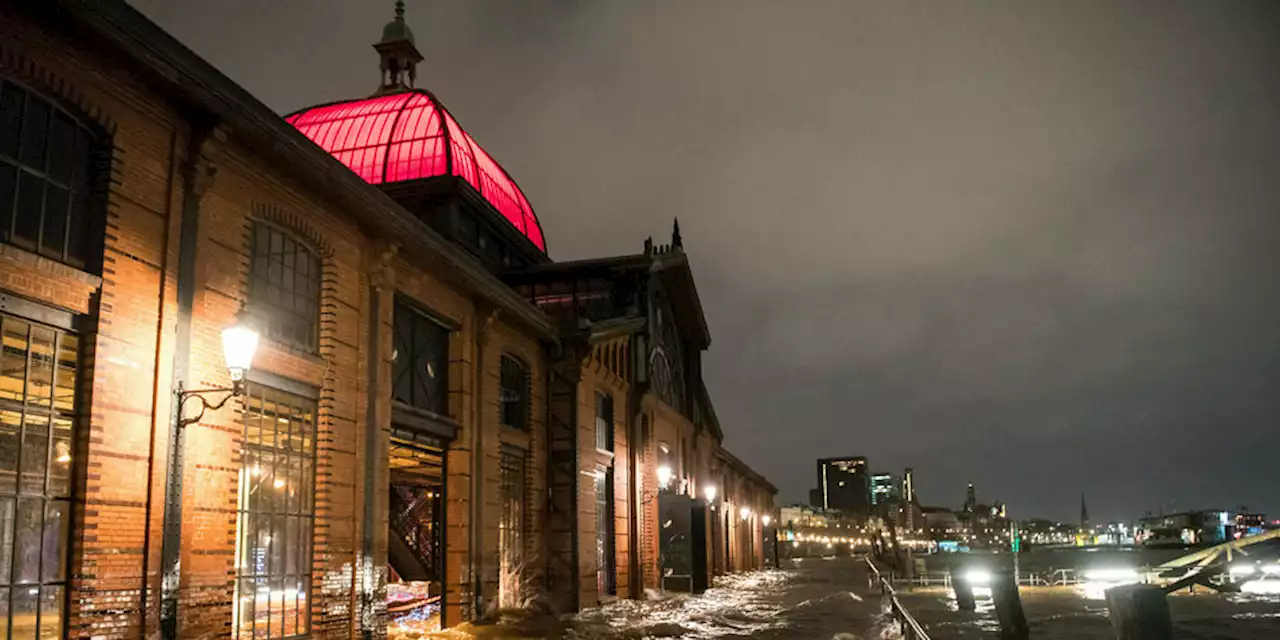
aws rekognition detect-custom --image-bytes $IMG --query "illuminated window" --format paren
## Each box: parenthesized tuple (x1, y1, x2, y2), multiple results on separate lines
(0, 79, 103, 270)
(248, 222, 321, 351)
(234, 385, 317, 639)
(594, 392, 613, 452)
(498, 446, 526, 607)
(392, 301, 450, 416)
(0, 313, 78, 637)
(499, 356, 529, 430)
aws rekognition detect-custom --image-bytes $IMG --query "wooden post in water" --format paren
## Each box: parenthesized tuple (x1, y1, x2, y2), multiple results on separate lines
(1105, 584, 1173, 640)
(991, 568, 1030, 639)
(951, 564, 976, 612)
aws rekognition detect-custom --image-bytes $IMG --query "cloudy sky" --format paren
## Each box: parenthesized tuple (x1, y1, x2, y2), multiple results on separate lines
(132, 0, 1280, 523)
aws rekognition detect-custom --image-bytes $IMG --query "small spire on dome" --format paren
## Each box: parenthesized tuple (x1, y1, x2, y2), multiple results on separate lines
(373, 0, 424, 95)
(672, 217, 683, 249)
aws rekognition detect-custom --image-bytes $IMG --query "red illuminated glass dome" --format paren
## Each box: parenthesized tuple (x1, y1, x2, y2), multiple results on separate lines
(286, 90, 545, 252)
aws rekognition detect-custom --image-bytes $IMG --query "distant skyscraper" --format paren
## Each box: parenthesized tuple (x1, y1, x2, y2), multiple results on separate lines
(903, 467, 915, 504)
(870, 472, 899, 506)
(812, 456, 871, 516)
(964, 482, 976, 513)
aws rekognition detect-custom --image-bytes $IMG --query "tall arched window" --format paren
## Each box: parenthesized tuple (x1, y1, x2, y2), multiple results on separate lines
(0, 79, 103, 270)
(248, 221, 321, 351)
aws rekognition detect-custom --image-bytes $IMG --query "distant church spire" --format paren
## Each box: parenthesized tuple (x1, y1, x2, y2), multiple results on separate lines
(373, 0, 424, 95)
(672, 217, 683, 249)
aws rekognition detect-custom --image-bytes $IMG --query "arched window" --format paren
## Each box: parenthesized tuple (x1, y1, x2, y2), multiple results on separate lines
(0, 79, 103, 270)
(248, 221, 321, 351)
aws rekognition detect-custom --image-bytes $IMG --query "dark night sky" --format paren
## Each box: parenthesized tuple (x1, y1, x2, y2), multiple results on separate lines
(131, 0, 1280, 523)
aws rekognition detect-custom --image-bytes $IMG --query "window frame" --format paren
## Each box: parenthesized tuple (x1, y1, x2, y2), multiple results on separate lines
(497, 444, 527, 607)
(0, 311, 80, 639)
(247, 220, 322, 353)
(594, 391, 614, 453)
(232, 383, 319, 640)
(0, 77, 105, 272)
(498, 355, 529, 431)
(392, 298, 453, 419)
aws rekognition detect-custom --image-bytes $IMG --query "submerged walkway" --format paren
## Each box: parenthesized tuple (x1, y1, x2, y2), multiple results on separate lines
(564, 557, 893, 639)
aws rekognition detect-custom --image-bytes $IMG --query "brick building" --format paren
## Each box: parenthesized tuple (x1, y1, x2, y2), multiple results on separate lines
(0, 1, 776, 637)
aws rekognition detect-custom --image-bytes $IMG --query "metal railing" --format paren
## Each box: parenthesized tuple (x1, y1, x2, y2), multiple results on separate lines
(864, 557, 931, 640)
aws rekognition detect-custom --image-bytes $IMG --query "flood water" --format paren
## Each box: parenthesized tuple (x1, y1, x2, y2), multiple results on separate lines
(554, 554, 1280, 639)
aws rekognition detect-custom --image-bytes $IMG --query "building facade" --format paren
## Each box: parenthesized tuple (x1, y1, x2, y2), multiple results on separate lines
(0, 1, 775, 638)
(811, 456, 870, 518)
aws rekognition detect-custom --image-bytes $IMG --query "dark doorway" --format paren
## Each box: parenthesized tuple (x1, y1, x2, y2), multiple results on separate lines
(658, 493, 709, 594)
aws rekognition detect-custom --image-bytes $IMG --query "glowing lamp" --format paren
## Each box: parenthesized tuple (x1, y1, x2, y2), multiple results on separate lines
(739, 506, 751, 521)
(656, 465, 672, 490)
(221, 323, 261, 390)
(762, 515, 772, 527)
(703, 485, 717, 503)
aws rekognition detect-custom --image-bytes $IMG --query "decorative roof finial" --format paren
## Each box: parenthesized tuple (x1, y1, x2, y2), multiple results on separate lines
(373, 0, 423, 94)
(672, 217, 683, 249)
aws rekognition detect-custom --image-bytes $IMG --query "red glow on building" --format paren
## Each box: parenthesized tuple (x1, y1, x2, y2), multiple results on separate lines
(287, 91, 545, 252)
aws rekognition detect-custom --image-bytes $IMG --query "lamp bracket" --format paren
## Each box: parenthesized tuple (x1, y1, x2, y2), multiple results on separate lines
(176, 380, 243, 428)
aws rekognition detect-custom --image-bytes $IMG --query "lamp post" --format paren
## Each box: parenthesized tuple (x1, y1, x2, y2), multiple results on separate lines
(176, 322, 260, 426)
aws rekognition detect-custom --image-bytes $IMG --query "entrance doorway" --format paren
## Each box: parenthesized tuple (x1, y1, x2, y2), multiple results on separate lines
(387, 434, 445, 634)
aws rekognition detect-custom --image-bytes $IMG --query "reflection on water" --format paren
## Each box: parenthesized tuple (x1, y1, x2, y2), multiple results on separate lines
(429, 554, 1279, 639)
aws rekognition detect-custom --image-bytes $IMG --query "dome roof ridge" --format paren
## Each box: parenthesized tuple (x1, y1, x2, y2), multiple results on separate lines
(285, 90, 546, 253)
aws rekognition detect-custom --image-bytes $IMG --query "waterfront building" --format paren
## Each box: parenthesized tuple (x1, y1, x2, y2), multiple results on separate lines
(1137, 510, 1231, 547)
(0, 1, 775, 636)
(1234, 507, 1266, 538)
(902, 467, 916, 503)
(811, 456, 871, 518)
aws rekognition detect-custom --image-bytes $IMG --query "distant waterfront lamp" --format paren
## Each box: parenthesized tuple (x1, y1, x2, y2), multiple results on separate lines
(656, 465, 673, 491)
(703, 485, 718, 503)
(177, 321, 261, 427)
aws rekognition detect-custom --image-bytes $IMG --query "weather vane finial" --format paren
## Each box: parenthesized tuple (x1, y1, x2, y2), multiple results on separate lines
(395, 0, 406, 20)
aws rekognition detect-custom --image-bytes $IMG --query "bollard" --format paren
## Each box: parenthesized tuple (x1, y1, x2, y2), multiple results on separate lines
(991, 569, 1030, 639)
(951, 565, 976, 612)
(1105, 583, 1173, 640)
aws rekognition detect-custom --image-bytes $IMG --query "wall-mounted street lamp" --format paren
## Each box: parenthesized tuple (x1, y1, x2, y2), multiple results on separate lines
(740, 506, 752, 521)
(762, 515, 772, 527)
(703, 485, 718, 504)
(176, 322, 260, 427)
